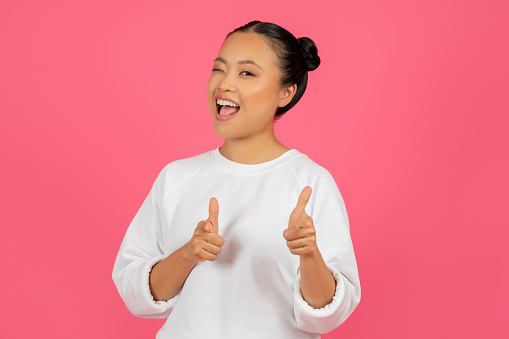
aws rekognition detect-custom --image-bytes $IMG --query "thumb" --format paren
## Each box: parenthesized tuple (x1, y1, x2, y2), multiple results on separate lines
(208, 197, 219, 234)
(201, 220, 212, 233)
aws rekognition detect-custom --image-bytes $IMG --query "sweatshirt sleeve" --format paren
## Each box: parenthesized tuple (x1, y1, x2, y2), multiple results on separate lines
(293, 169, 361, 333)
(112, 164, 180, 318)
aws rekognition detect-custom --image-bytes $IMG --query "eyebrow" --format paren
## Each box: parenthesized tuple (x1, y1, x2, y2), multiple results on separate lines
(214, 57, 264, 71)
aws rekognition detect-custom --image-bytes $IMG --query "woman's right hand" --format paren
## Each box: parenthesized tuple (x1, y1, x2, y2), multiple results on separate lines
(185, 197, 225, 263)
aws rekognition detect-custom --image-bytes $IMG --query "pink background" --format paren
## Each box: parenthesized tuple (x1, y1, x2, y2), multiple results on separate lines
(1, 0, 507, 338)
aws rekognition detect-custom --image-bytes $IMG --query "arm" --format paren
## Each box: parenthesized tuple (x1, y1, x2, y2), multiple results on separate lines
(112, 165, 180, 318)
(149, 196, 225, 301)
(149, 244, 196, 301)
(112, 165, 225, 317)
(299, 248, 337, 309)
(288, 170, 361, 334)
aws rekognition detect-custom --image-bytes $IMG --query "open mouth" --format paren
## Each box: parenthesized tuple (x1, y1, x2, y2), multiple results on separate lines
(216, 99, 240, 116)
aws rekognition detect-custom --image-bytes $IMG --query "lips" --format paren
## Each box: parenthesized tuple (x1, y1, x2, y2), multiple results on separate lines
(215, 96, 240, 106)
(215, 106, 239, 121)
(215, 96, 240, 115)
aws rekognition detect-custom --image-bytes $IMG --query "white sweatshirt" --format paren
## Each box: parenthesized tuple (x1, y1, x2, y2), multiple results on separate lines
(112, 146, 361, 338)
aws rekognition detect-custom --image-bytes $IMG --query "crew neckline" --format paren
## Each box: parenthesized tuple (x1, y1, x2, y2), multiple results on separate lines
(208, 146, 302, 175)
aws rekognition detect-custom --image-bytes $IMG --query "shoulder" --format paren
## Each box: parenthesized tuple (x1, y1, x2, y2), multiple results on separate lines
(284, 151, 337, 186)
(156, 149, 212, 192)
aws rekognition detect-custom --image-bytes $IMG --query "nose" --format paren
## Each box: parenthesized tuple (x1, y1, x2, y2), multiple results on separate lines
(217, 71, 236, 92)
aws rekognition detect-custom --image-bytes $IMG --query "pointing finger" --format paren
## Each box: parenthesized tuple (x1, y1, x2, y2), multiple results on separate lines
(208, 197, 219, 234)
(288, 186, 312, 228)
(296, 186, 312, 211)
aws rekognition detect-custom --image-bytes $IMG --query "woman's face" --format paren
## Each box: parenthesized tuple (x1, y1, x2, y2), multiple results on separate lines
(207, 31, 295, 139)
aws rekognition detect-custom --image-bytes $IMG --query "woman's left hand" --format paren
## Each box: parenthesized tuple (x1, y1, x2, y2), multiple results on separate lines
(283, 186, 317, 257)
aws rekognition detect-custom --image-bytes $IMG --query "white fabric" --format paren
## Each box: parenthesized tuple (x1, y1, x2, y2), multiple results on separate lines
(112, 146, 361, 338)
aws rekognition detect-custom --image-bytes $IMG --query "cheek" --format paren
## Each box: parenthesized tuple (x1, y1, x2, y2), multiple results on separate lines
(207, 76, 215, 94)
(247, 80, 274, 99)
(245, 85, 280, 111)
(207, 78, 217, 106)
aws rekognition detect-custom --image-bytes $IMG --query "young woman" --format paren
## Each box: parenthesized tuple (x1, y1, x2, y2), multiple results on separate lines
(112, 20, 361, 338)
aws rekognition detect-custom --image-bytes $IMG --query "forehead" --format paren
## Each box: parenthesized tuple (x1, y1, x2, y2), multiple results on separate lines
(216, 32, 278, 68)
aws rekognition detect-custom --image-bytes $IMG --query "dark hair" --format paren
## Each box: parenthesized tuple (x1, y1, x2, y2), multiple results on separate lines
(225, 21, 320, 121)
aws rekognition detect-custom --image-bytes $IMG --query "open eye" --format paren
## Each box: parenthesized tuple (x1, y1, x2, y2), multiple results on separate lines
(240, 71, 254, 76)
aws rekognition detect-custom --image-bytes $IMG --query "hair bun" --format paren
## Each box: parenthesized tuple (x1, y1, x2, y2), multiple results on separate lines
(298, 37, 320, 72)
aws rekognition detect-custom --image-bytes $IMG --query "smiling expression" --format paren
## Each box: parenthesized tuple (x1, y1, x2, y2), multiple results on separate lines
(207, 31, 294, 139)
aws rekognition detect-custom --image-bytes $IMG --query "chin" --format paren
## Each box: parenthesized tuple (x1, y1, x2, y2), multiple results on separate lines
(213, 126, 243, 139)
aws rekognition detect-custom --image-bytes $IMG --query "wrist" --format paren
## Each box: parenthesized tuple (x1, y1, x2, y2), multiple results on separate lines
(181, 242, 199, 266)
(299, 247, 320, 260)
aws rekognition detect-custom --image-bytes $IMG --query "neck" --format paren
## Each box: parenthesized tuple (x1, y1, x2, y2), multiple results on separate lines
(219, 137, 290, 165)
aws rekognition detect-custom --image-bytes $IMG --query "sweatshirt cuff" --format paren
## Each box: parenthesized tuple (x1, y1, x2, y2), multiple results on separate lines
(134, 255, 180, 318)
(293, 264, 346, 333)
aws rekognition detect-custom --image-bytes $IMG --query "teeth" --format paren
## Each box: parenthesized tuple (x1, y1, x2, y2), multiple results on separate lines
(216, 99, 239, 107)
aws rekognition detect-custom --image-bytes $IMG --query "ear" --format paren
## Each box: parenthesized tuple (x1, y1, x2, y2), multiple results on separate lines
(278, 83, 297, 108)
